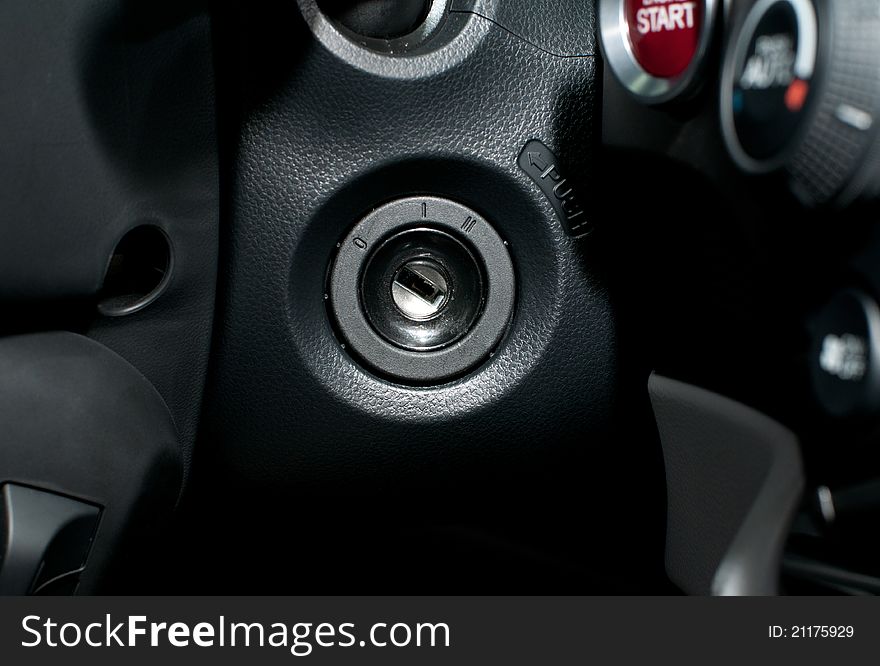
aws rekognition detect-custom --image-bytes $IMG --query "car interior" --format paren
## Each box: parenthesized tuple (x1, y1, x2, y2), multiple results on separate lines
(2, 0, 880, 595)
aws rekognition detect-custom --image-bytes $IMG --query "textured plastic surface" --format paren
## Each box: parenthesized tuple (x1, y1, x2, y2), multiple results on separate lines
(205, 1, 612, 491)
(450, 0, 596, 57)
(0, 333, 181, 593)
(517, 140, 591, 235)
(787, 0, 880, 205)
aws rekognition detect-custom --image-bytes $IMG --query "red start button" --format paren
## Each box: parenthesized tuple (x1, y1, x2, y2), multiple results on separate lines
(625, 0, 703, 78)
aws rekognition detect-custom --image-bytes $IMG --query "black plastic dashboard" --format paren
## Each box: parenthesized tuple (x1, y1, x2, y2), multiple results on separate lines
(1, 0, 880, 595)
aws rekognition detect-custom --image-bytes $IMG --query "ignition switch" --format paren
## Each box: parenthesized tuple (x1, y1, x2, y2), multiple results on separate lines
(328, 196, 515, 384)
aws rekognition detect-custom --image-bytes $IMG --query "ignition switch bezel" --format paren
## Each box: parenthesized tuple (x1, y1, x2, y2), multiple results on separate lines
(327, 196, 515, 384)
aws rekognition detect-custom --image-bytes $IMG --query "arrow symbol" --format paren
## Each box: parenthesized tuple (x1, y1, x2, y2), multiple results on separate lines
(528, 152, 547, 172)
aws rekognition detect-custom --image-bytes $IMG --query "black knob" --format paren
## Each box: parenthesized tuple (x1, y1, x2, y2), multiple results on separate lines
(722, 0, 880, 206)
(808, 289, 880, 418)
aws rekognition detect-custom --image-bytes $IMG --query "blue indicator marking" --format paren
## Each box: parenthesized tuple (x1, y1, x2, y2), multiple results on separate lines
(733, 90, 744, 114)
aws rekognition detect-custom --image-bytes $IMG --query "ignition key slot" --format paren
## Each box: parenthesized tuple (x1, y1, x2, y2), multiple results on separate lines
(360, 226, 484, 352)
(392, 261, 448, 318)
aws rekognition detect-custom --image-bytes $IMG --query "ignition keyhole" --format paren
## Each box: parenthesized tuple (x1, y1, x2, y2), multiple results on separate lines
(391, 259, 449, 320)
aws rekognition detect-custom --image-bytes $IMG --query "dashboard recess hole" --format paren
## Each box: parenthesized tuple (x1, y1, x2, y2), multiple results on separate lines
(97, 225, 172, 317)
